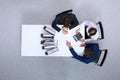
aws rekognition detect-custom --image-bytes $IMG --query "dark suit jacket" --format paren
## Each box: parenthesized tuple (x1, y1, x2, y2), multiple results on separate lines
(69, 43, 99, 64)
(52, 13, 79, 32)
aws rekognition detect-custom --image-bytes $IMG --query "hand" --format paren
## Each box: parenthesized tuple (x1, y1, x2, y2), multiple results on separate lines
(62, 27, 68, 35)
(80, 39, 85, 42)
(66, 41, 71, 48)
(80, 43, 86, 47)
(62, 30, 68, 34)
(75, 28, 80, 34)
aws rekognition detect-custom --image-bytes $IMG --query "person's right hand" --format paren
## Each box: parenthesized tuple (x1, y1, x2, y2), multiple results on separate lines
(62, 27, 68, 35)
(80, 43, 86, 47)
(66, 41, 71, 48)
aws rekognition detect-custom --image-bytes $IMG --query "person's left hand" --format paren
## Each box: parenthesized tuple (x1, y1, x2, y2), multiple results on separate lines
(66, 41, 71, 48)
(80, 39, 85, 42)
(80, 43, 86, 47)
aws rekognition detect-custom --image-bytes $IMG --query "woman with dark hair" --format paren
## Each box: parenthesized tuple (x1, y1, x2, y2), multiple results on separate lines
(52, 10, 79, 34)
(76, 21, 99, 43)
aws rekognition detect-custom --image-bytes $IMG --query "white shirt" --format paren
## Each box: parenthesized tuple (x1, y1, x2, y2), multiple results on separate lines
(82, 21, 99, 43)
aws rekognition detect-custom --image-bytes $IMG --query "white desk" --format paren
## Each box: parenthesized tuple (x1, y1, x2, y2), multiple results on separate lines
(21, 25, 57, 56)
(21, 24, 85, 56)
(52, 24, 85, 57)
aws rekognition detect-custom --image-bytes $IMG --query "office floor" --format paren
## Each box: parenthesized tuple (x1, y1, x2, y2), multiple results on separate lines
(0, 0, 120, 80)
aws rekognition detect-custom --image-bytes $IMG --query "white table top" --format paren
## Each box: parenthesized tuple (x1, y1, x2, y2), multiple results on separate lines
(52, 24, 85, 57)
(21, 24, 85, 56)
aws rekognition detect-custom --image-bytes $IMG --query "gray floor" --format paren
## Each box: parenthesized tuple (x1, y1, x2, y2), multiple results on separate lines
(0, 0, 120, 80)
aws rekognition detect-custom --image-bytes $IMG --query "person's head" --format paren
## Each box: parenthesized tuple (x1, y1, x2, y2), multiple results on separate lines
(88, 27, 97, 37)
(84, 47, 94, 58)
(62, 15, 71, 28)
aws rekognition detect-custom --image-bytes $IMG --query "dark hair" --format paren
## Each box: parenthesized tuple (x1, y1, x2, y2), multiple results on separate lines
(62, 15, 71, 27)
(88, 27, 97, 36)
(84, 47, 94, 58)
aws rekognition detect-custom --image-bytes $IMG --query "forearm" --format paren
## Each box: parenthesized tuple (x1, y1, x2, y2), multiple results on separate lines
(69, 47, 90, 64)
(69, 47, 79, 57)
(69, 47, 85, 61)
(85, 38, 93, 43)
(52, 22, 61, 32)
(85, 21, 96, 28)
(52, 25, 61, 32)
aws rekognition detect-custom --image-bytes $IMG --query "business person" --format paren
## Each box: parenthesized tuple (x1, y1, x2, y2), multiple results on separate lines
(76, 21, 99, 43)
(66, 41, 99, 64)
(52, 9, 79, 34)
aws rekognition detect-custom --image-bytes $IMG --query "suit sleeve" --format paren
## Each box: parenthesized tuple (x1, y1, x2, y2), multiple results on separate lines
(52, 17, 61, 32)
(69, 47, 97, 64)
(69, 14, 79, 29)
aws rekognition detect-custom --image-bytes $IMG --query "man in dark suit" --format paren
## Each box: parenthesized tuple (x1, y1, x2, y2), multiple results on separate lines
(52, 9, 79, 34)
(66, 41, 99, 64)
